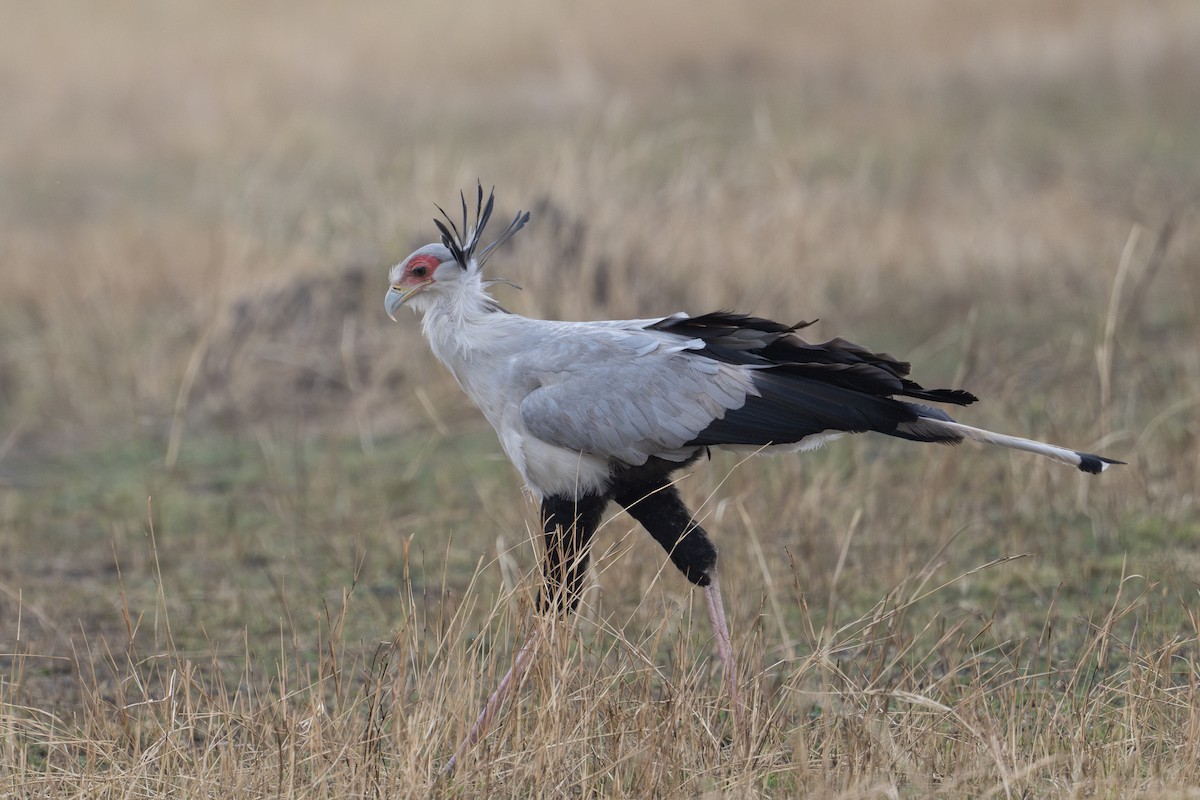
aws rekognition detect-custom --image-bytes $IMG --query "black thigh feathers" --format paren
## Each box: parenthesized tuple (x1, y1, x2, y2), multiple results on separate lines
(539, 458, 717, 614)
(610, 473, 717, 588)
(538, 493, 607, 613)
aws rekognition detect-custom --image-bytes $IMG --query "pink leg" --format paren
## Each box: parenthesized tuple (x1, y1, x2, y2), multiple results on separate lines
(703, 568, 742, 719)
(445, 623, 544, 774)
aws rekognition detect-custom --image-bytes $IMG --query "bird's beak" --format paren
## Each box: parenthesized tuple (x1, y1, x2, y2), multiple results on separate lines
(385, 282, 430, 321)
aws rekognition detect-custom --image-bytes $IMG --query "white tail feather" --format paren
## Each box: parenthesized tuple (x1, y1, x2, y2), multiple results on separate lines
(917, 419, 1116, 473)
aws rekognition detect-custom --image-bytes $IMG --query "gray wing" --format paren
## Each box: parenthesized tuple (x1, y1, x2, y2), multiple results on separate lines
(519, 331, 756, 466)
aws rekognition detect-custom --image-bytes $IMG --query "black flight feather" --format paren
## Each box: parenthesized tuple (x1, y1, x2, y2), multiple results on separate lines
(649, 310, 980, 449)
(651, 311, 977, 408)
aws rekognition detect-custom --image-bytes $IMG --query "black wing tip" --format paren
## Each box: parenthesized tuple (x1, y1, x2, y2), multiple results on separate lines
(660, 310, 795, 334)
(1077, 453, 1126, 474)
(929, 388, 979, 406)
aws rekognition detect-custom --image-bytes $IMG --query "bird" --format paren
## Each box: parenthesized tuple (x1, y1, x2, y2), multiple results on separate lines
(384, 185, 1123, 770)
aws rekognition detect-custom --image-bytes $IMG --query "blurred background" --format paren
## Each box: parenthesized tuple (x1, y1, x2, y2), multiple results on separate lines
(2, 0, 1199, 793)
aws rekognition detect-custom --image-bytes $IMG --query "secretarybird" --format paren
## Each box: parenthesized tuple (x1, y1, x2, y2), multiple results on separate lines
(384, 185, 1122, 769)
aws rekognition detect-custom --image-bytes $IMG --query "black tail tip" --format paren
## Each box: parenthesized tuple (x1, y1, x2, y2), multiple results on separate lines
(1077, 453, 1125, 475)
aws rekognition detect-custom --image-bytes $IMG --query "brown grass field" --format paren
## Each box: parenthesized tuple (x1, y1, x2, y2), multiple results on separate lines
(2, 1, 1200, 796)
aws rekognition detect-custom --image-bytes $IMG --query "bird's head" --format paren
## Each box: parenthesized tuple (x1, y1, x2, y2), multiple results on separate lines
(386, 184, 530, 320)
(385, 243, 459, 317)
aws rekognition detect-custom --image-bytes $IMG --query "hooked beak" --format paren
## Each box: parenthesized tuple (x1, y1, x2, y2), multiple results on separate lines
(384, 282, 430, 321)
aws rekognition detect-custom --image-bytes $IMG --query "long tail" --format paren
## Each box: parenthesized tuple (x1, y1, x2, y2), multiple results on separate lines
(898, 415, 1123, 474)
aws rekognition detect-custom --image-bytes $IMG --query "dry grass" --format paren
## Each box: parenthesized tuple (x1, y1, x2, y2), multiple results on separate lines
(2, 1, 1200, 796)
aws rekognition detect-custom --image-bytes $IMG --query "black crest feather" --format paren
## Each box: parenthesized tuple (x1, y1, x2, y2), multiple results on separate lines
(434, 182, 531, 271)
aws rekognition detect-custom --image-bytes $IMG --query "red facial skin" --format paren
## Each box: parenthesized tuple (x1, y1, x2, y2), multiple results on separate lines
(399, 253, 442, 289)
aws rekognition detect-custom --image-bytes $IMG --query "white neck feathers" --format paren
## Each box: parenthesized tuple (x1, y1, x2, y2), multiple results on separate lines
(419, 271, 503, 364)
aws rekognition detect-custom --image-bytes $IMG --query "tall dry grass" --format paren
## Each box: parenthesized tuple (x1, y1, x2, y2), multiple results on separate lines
(2, 0, 1199, 796)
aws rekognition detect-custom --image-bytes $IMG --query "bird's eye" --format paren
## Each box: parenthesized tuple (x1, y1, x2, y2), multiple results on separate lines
(411, 265, 429, 278)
